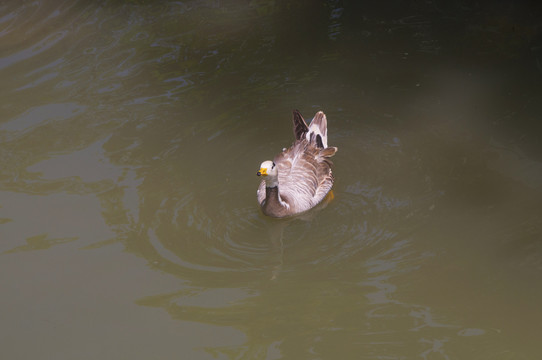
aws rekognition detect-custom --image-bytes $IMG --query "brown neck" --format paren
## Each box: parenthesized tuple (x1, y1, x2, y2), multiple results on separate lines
(265, 186, 281, 206)
(262, 186, 289, 217)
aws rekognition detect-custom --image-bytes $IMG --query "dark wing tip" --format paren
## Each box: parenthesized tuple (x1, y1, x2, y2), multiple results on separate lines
(292, 109, 308, 141)
(316, 134, 324, 148)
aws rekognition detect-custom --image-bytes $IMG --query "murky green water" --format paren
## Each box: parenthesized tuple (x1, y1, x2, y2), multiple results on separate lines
(1, 1, 542, 359)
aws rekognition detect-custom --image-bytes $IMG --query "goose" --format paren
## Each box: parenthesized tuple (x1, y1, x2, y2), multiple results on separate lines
(256, 110, 338, 218)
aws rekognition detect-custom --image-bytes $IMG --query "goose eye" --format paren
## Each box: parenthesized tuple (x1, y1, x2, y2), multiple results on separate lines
(272, 162, 276, 169)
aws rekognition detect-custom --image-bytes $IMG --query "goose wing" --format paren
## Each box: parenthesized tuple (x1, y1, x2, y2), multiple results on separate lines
(275, 141, 337, 213)
(293, 110, 329, 148)
(292, 109, 309, 141)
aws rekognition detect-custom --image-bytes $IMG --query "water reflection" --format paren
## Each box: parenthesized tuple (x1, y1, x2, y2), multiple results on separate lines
(3, 233, 78, 253)
(1, 0, 542, 359)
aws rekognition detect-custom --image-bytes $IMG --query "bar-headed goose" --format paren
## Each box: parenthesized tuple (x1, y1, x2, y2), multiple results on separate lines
(256, 110, 337, 218)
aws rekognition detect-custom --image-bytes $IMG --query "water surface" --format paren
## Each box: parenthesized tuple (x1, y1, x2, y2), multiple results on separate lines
(1, 1, 542, 359)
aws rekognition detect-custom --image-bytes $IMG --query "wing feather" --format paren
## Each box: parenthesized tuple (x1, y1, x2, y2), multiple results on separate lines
(292, 109, 308, 141)
(274, 140, 336, 213)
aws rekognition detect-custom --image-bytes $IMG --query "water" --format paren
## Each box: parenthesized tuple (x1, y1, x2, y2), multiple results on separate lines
(1, 1, 542, 359)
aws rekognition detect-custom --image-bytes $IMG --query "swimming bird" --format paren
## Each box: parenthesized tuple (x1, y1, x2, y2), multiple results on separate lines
(257, 110, 338, 218)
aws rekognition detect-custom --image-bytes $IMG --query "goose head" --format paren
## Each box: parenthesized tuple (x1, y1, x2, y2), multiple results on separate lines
(257, 160, 280, 188)
(257, 160, 277, 177)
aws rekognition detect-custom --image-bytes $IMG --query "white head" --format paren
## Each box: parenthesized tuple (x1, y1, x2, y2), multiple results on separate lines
(257, 160, 279, 186)
(257, 160, 277, 177)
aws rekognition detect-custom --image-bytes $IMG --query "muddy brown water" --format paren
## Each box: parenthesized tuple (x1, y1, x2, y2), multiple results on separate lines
(1, 1, 541, 359)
